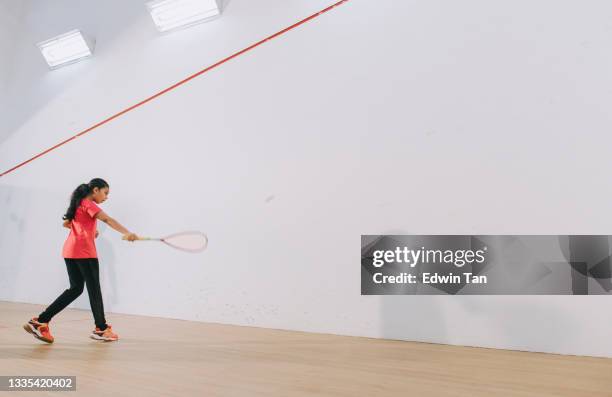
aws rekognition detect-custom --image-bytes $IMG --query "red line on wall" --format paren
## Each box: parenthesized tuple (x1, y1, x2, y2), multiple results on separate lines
(0, 0, 350, 178)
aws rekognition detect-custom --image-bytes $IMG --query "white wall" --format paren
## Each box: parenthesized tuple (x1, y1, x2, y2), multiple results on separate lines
(0, 0, 22, 88)
(0, 0, 25, 141)
(1, 0, 612, 358)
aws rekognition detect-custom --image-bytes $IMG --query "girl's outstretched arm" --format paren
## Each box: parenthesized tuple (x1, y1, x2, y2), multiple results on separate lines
(62, 220, 71, 229)
(95, 210, 138, 241)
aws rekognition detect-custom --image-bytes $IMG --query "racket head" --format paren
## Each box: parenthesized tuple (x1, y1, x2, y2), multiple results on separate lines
(160, 231, 208, 253)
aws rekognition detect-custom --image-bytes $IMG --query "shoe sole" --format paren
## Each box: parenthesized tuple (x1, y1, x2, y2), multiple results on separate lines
(23, 323, 54, 344)
(89, 333, 118, 342)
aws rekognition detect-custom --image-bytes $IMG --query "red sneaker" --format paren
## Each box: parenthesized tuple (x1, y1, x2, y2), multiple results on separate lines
(90, 325, 119, 342)
(23, 317, 54, 343)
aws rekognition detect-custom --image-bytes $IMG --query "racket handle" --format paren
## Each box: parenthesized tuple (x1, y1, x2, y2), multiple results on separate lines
(122, 235, 152, 241)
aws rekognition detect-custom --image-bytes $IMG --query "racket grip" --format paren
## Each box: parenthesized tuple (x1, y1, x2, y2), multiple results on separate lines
(122, 235, 149, 241)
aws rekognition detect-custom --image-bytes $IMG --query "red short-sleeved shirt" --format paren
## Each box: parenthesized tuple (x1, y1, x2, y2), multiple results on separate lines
(62, 199, 102, 258)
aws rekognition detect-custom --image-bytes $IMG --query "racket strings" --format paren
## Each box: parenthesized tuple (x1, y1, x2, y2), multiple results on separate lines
(161, 232, 208, 252)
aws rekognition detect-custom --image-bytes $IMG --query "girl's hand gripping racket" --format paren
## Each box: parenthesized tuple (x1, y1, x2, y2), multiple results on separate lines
(122, 231, 208, 253)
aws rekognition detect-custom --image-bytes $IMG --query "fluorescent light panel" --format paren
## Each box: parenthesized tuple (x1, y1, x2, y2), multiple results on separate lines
(37, 30, 94, 69)
(147, 0, 220, 32)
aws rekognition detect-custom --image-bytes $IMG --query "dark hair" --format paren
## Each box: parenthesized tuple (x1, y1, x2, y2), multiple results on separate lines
(63, 178, 109, 221)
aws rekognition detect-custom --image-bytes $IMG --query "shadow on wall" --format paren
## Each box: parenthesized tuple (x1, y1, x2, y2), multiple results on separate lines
(376, 230, 448, 344)
(456, 295, 598, 356)
(379, 295, 448, 344)
(375, 233, 609, 356)
(0, 184, 29, 301)
(0, 183, 77, 304)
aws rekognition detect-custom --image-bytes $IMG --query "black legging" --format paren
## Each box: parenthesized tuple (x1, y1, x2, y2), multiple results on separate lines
(38, 258, 108, 331)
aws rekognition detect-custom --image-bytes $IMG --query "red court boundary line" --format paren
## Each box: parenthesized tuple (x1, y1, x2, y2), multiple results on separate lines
(0, 0, 350, 178)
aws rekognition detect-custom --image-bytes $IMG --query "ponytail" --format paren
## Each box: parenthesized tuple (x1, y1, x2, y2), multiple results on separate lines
(63, 178, 109, 220)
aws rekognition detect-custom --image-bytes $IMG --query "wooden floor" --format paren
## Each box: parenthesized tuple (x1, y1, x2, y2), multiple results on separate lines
(1, 301, 611, 397)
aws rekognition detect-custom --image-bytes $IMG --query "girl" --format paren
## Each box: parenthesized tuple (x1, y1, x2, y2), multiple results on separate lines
(23, 178, 138, 343)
